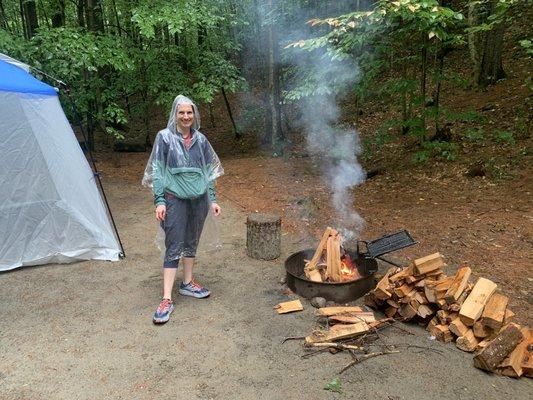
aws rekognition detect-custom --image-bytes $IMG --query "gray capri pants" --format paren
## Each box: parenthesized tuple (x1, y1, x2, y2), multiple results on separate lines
(162, 192, 210, 268)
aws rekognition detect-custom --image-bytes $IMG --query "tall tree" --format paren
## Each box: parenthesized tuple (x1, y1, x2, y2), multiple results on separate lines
(468, 0, 509, 88)
(263, 0, 283, 154)
(21, 0, 38, 39)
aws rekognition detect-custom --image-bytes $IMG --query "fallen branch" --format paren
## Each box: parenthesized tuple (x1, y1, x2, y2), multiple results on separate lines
(306, 342, 362, 351)
(281, 336, 306, 344)
(339, 350, 400, 374)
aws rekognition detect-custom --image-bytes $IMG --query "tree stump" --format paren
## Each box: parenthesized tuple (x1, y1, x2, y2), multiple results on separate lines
(246, 213, 281, 260)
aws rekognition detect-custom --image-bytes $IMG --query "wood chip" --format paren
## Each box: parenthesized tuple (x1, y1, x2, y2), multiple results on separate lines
(275, 299, 303, 314)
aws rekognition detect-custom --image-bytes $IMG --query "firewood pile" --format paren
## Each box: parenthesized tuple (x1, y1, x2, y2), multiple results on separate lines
(304, 227, 362, 283)
(363, 252, 532, 378)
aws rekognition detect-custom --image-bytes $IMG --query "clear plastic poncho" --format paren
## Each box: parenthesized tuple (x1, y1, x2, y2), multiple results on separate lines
(142, 95, 224, 255)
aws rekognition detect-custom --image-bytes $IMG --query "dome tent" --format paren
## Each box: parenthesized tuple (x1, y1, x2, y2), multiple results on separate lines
(0, 56, 122, 271)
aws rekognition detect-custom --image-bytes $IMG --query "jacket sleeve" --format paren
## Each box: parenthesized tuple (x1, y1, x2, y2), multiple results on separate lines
(152, 134, 168, 206)
(207, 181, 217, 203)
(202, 137, 221, 203)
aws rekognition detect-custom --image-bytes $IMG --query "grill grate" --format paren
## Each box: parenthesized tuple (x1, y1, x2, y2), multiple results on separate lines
(359, 230, 417, 259)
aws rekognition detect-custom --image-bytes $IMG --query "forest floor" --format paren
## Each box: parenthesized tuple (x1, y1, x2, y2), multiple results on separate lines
(1, 44, 532, 400)
(0, 148, 532, 400)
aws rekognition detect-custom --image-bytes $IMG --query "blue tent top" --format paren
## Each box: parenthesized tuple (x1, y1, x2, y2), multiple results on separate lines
(0, 59, 57, 95)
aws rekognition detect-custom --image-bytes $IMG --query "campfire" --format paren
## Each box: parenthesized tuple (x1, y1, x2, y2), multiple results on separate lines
(304, 227, 362, 283)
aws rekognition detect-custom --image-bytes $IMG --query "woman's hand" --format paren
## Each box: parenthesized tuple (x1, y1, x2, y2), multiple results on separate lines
(155, 204, 166, 221)
(211, 202, 221, 217)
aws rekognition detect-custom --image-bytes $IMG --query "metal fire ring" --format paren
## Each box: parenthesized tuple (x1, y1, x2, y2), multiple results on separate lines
(284, 249, 378, 304)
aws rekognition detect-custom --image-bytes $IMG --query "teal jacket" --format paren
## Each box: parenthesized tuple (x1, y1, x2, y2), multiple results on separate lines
(151, 129, 219, 206)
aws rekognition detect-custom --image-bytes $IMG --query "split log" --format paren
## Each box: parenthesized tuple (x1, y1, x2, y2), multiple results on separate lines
(386, 299, 400, 308)
(385, 306, 398, 318)
(373, 267, 396, 300)
(398, 303, 417, 320)
(306, 227, 332, 270)
(394, 284, 414, 298)
(481, 293, 508, 330)
(473, 323, 524, 372)
(326, 235, 342, 282)
(426, 316, 439, 332)
(456, 330, 479, 352)
(413, 253, 445, 275)
(417, 304, 434, 319)
(504, 309, 515, 324)
(246, 213, 281, 260)
(437, 310, 457, 325)
(389, 265, 414, 283)
(473, 320, 494, 339)
(424, 277, 454, 303)
(275, 299, 303, 314)
(444, 266, 472, 304)
(498, 328, 531, 377)
(429, 324, 454, 343)
(522, 335, 533, 378)
(316, 306, 363, 317)
(328, 312, 376, 324)
(449, 318, 470, 337)
(400, 290, 418, 304)
(413, 292, 428, 305)
(305, 321, 369, 344)
(459, 277, 497, 326)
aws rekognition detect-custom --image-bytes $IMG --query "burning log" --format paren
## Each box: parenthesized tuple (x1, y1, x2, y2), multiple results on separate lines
(304, 227, 363, 283)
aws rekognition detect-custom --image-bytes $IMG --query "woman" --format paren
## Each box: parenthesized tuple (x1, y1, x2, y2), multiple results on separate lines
(142, 95, 224, 324)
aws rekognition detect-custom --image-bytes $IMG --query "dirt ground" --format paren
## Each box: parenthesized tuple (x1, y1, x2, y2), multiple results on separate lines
(1, 148, 532, 399)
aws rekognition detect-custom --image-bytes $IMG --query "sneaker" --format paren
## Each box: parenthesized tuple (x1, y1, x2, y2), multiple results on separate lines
(153, 298, 174, 324)
(179, 280, 211, 298)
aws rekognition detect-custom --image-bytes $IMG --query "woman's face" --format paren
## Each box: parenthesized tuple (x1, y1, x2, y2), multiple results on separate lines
(176, 104, 195, 133)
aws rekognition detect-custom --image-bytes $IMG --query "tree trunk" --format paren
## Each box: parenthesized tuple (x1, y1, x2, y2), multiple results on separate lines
(0, 0, 9, 31)
(77, 0, 85, 27)
(221, 87, 241, 139)
(86, 0, 104, 34)
(264, 0, 283, 155)
(21, 0, 38, 39)
(85, 0, 105, 150)
(51, 0, 65, 27)
(420, 33, 428, 140)
(468, 0, 506, 88)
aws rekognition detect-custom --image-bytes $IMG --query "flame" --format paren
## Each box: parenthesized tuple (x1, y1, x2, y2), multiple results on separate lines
(339, 253, 359, 281)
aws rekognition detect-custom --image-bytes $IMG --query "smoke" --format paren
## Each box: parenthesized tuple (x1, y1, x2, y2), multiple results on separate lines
(291, 46, 365, 242)
(242, 2, 366, 241)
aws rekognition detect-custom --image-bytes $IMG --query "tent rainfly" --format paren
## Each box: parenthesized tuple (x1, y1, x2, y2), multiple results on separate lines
(0, 57, 122, 271)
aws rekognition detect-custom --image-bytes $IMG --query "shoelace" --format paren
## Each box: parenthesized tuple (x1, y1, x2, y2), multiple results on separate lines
(158, 299, 172, 312)
(188, 280, 203, 291)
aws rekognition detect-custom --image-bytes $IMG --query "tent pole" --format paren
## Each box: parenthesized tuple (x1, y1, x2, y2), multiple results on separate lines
(69, 95, 126, 259)
(29, 66, 126, 259)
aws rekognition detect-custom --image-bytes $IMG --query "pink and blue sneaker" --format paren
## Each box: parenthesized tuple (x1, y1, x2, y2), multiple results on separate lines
(179, 280, 211, 298)
(153, 298, 174, 324)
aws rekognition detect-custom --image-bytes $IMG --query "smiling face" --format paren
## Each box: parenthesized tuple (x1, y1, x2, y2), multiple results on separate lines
(176, 103, 195, 135)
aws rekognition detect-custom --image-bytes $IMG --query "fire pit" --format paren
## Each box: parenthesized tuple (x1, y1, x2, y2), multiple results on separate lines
(285, 230, 418, 303)
(285, 249, 378, 303)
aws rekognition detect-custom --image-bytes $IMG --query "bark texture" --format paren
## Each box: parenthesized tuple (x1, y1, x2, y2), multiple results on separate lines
(246, 213, 281, 260)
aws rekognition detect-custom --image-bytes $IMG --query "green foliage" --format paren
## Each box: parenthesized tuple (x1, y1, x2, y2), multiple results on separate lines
(494, 130, 516, 145)
(444, 109, 486, 123)
(324, 377, 342, 393)
(413, 140, 458, 164)
(464, 127, 485, 141)
(286, 0, 468, 158)
(519, 38, 533, 56)
(0, 0, 246, 143)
